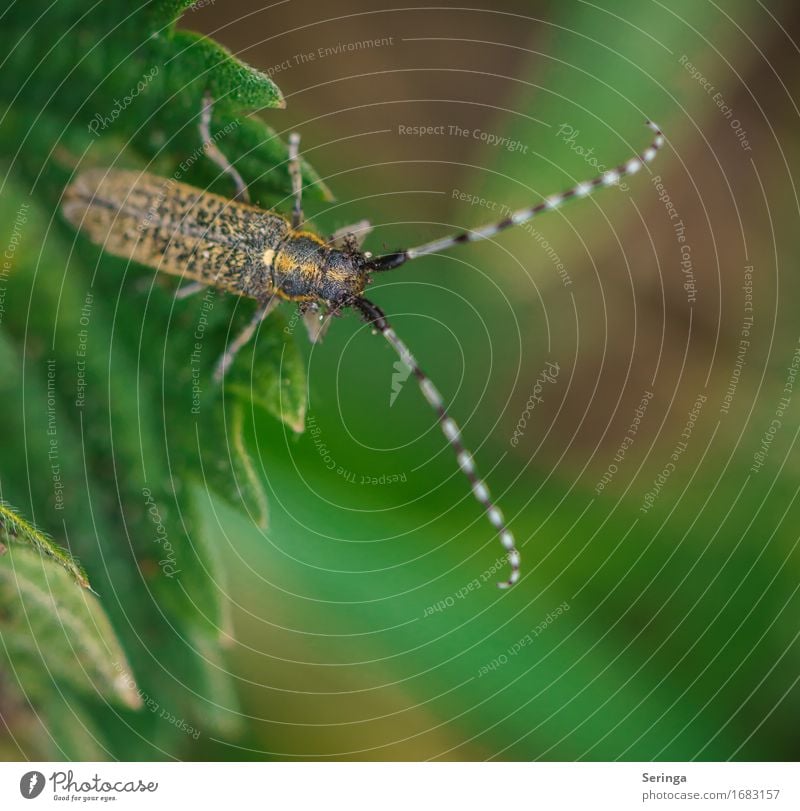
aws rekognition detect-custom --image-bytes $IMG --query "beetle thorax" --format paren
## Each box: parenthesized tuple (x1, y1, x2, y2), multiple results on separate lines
(272, 232, 367, 303)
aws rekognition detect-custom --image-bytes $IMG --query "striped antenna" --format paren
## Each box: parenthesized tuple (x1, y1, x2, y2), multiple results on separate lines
(352, 297, 520, 588)
(366, 121, 664, 271)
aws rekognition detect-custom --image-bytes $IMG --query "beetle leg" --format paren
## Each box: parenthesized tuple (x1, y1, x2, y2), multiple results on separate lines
(199, 91, 250, 204)
(288, 132, 303, 228)
(328, 219, 373, 250)
(214, 296, 278, 382)
(301, 302, 336, 344)
(175, 281, 206, 299)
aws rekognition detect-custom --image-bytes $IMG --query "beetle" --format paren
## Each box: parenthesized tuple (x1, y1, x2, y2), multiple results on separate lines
(62, 94, 664, 587)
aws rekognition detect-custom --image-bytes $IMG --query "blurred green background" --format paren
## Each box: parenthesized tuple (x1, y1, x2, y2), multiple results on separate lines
(0, 0, 798, 761)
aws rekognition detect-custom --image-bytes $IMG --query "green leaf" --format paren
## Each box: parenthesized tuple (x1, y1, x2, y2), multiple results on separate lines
(0, 1, 330, 206)
(225, 310, 308, 435)
(186, 628, 243, 738)
(0, 0, 327, 758)
(168, 30, 285, 110)
(0, 502, 89, 589)
(0, 544, 141, 711)
(146, 0, 210, 28)
(228, 401, 270, 531)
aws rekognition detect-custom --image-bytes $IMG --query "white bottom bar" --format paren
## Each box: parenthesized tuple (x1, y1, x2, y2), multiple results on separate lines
(1, 762, 796, 810)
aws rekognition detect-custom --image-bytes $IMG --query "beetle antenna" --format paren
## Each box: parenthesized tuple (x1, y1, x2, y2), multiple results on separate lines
(351, 297, 520, 588)
(366, 121, 664, 272)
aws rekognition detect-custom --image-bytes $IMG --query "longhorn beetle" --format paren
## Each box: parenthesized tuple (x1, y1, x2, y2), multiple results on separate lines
(62, 93, 664, 588)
